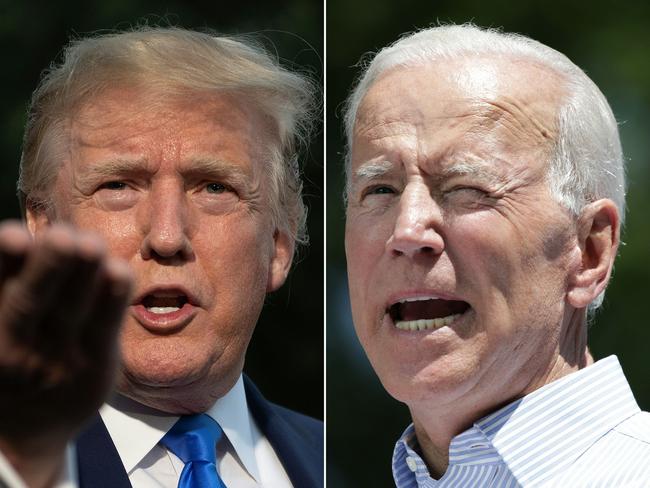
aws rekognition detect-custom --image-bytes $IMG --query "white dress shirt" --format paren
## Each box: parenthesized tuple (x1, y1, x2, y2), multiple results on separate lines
(393, 356, 650, 487)
(9, 375, 293, 488)
(100, 375, 293, 487)
(0, 449, 27, 488)
(0, 443, 77, 488)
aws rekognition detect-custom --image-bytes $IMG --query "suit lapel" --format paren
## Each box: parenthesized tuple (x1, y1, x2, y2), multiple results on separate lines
(76, 414, 132, 488)
(244, 377, 323, 488)
(76, 382, 322, 488)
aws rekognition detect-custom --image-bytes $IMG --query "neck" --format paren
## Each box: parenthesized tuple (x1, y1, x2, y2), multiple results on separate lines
(409, 309, 591, 479)
(116, 370, 240, 414)
(408, 397, 504, 479)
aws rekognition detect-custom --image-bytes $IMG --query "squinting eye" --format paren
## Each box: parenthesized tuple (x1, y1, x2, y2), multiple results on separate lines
(206, 183, 227, 194)
(449, 186, 487, 196)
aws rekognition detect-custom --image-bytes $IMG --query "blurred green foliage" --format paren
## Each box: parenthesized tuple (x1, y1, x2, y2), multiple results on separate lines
(327, 1, 650, 486)
(0, 0, 323, 418)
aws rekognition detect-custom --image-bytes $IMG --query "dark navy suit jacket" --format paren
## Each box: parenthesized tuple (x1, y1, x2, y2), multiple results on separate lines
(76, 377, 323, 488)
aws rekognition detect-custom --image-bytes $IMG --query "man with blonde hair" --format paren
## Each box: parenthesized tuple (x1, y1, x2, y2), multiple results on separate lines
(0, 27, 322, 488)
(344, 24, 650, 486)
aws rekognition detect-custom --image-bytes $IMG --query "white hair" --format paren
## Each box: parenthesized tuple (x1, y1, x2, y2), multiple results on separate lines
(19, 26, 318, 246)
(343, 23, 626, 309)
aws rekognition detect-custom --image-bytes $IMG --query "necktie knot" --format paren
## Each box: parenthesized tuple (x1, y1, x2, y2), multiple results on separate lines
(160, 414, 227, 488)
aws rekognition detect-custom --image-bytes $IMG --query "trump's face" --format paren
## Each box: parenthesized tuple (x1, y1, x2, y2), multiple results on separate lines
(30, 88, 293, 412)
(345, 58, 584, 412)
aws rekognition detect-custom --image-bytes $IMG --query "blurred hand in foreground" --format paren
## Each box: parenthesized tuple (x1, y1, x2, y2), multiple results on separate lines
(0, 221, 132, 488)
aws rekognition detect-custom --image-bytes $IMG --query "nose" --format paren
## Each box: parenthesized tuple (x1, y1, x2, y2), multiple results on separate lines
(140, 183, 194, 262)
(386, 184, 444, 258)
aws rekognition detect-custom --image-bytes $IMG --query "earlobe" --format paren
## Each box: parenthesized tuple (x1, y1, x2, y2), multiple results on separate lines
(567, 199, 620, 308)
(266, 229, 295, 292)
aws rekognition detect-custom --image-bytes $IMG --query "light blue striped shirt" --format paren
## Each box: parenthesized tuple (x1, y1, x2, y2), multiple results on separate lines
(392, 356, 650, 487)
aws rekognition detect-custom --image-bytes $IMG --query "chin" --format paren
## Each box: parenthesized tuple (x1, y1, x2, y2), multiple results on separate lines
(116, 340, 242, 413)
(120, 338, 214, 384)
(378, 357, 480, 407)
(115, 364, 220, 414)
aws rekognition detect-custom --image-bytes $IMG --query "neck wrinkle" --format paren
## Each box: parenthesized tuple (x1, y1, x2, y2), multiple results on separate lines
(409, 401, 488, 479)
(407, 308, 590, 480)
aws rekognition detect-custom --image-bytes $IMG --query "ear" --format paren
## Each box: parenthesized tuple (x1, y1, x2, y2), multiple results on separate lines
(266, 229, 295, 292)
(567, 199, 620, 308)
(25, 203, 53, 237)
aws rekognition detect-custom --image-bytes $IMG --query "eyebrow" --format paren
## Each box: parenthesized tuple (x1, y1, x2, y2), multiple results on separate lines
(79, 156, 251, 186)
(439, 161, 505, 185)
(353, 160, 394, 181)
(180, 157, 251, 187)
(74, 157, 151, 188)
(351, 157, 509, 188)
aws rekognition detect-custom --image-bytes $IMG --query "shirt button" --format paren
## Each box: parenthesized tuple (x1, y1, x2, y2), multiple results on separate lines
(406, 456, 417, 472)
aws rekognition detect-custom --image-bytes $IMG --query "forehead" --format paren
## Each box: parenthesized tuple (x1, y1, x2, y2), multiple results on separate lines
(352, 56, 564, 170)
(69, 87, 273, 166)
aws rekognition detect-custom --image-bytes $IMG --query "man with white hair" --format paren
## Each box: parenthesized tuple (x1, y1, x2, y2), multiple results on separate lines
(0, 27, 322, 488)
(344, 24, 650, 486)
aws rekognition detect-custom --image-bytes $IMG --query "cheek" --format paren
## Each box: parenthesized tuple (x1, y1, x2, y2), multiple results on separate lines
(345, 216, 396, 345)
(450, 213, 571, 333)
(69, 210, 140, 258)
(200, 220, 273, 285)
(345, 221, 378, 309)
(450, 210, 561, 287)
(345, 214, 390, 274)
(447, 216, 518, 296)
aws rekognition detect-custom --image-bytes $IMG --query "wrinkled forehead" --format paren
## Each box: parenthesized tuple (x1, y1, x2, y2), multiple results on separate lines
(353, 55, 566, 152)
(70, 86, 276, 155)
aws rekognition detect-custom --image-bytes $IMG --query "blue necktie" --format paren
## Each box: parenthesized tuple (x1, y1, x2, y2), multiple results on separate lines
(160, 414, 227, 488)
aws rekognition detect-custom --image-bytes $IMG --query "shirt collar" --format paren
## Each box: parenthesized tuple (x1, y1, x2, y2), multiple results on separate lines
(205, 375, 261, 481)
(100, 375, 261, 481)
(393, 356, 641, 486)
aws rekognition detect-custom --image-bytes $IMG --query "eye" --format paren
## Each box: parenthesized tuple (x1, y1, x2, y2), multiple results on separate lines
(206, 182, 226, 194)
(362, 185, 396, 198)
(204, 182, 235, 195)
(99, 181, 128, 191)
(443, 185, 498, 211)
(93, 180, 138, 211)
(446, 185, 488, 197)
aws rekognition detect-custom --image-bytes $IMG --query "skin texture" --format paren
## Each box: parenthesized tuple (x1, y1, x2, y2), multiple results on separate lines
(345, 57, 619, 477)
(27, 88, 294, 415)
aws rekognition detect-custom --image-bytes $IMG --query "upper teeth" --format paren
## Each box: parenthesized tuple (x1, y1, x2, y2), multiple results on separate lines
(147, 306, 180, 314)
(400, 296, 440, 303)
(395, 314, 460, 331)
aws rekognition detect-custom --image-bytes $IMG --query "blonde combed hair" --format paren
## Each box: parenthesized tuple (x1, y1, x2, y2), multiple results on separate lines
(19, 26, 318, 246)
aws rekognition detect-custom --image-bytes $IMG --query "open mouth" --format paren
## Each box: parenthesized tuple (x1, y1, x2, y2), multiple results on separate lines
(388, 297, 470, 331)
(141, 294, 189, 314)
(130, 286, 199, 332)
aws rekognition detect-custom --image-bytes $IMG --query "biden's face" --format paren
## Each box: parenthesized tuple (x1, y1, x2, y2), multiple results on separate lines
(345, 58, 583, 414)
(32, 88, 293, 412)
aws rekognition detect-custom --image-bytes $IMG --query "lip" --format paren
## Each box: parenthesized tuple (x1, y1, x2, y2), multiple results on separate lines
(383, 289, 471, 333)
(385, 289, 466, 309)
(131, 284, 200, 307)
(130, 302, 198, 334)
(130, 284, 201, 334)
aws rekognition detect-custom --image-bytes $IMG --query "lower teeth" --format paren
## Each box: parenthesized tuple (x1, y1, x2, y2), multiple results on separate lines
(395, 313, 460, 331)
(147, 306, 180, 314)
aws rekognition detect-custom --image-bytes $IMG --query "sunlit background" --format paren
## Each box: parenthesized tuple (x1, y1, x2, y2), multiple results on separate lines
(327, 1, 650, 486)
(0, 0, 323, 419)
